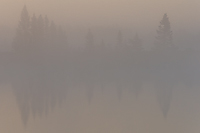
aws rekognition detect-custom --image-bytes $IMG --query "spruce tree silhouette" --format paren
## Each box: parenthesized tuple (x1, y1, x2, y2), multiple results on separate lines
(13, 5, 31, 58)
(154, 13, 173, 51)
(85, 29, 94, 50)
(12, 6, 68, 127)
(153, 14, 176, 117)
(130, 33, 143, 52)
(117, 30, 123, 50)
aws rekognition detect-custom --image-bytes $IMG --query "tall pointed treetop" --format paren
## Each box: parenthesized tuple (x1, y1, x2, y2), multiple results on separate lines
(19, 5, 30, 31)
(13, 5, 31, 53)
(155, 13, 173, 51)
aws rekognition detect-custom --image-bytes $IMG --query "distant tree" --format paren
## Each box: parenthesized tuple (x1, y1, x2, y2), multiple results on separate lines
(13, 6, 68, 57)
(57, 25, 68, 52)
(30, 14, 45, 55)
(44, 15, 50, 43)
(130, 33, 143, 52)
(100, 39, 105, 50)
(29, 14, 39, 55)
(49, 21, 57, 38)
(154, 13, 173, 51)
(30, 14, 38, 43)
(116, 30, 123, 49)
(58, 25, 66, 41)
(85, 29, 94, 50)
(44, 15, 49, 33)
(37, 15, 45, 43)
(49, 21, 57, 44)
(13, 5, 31, 55)
(153, 14, 178, 118)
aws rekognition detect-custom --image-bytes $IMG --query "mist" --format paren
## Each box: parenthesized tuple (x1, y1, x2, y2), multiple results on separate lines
(0, 1, 200, 133)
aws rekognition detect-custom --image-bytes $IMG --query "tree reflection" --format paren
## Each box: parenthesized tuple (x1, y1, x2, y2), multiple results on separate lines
(0, 9, 197, 126)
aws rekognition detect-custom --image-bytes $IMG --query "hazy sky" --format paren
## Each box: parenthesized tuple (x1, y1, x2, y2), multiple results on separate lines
(0, 0, 200, 30)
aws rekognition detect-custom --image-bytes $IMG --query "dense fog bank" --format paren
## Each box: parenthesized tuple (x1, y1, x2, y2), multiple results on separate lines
(0, 6, 199, 130)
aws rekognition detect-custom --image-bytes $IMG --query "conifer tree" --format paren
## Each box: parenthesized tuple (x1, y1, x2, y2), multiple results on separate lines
(130, 33, 143, 52)
(49, 21, 57, 39)
(85, 29, 94, 50)
(13, 5, 31, 54)
(37, 15, 44, 42)
(57, 25, 67, 52)
(154, 13, 173, 51)
(44, 15, 49, 34)
(117, 30, 123, 49)
(154, 14, 176, 117)
(43, 15, 49, 42)
(58, 25, 66, 40)
(30, 14, 38, 44)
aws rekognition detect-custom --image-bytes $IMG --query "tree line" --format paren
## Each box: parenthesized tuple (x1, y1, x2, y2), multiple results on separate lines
(12, 6, 181, 60)
(13, 6, 67, 59)
(8, 6, 199, 125)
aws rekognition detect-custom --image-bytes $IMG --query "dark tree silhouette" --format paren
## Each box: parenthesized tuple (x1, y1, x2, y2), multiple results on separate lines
(85, 29, 94, 50)
(153, 14, 177, 117)
(30, 14, 37, 42)
(44, 15, 49, 32)
(11, 6, 69, 126)
(30, 14, 40, 55)
(130, 33, 143, 52)
(154, 13, 173, 51)
(37, 15, 45, 43)
(116, 30, 123, 49)
(13, 5, 31, 56)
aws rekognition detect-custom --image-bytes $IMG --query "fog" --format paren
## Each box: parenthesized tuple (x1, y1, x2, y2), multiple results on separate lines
(0, 1, 200, 133)
(1, 0, 200, 28)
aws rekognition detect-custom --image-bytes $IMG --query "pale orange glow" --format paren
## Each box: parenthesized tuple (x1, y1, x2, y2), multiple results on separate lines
(0, 0, 199, 29)
(0, 1, 200, 133)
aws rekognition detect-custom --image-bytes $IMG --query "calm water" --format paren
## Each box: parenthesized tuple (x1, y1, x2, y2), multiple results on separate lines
(1, 82, 200, 133)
